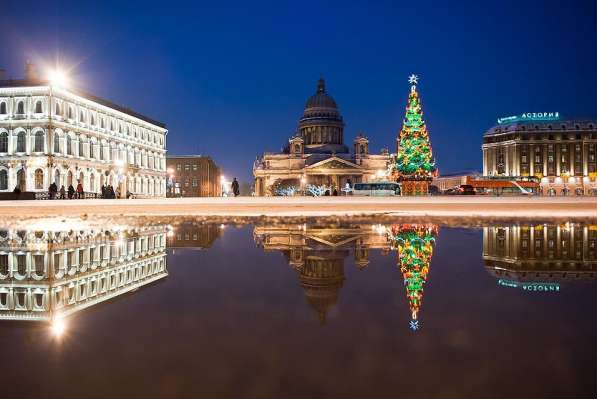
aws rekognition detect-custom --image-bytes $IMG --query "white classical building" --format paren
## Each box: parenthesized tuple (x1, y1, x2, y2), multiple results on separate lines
(0, 74, 167, 197)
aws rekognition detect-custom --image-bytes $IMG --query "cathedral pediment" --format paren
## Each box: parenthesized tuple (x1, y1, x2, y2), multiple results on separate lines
(306, 156, 361, 170)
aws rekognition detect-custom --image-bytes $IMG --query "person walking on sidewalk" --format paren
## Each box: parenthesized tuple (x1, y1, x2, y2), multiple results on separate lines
(76, 180, 84, 199)
(231, 178, 240, 197)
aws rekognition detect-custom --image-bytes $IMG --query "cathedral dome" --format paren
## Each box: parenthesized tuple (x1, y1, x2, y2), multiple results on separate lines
(304, 78, 338, 111)
(299, 78, 347, 154)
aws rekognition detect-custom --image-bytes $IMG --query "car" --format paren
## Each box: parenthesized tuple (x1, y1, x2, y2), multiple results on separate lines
(459, 184, 476, 195)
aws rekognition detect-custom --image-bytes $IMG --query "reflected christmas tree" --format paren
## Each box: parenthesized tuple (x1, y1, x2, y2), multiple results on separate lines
(388, 224, 438, 331)
(393, 74, 436, 195)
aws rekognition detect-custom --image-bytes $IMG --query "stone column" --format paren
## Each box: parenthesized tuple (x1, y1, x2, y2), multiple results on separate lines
(543, 144, 548, 176)
(529, 144, 534, 176)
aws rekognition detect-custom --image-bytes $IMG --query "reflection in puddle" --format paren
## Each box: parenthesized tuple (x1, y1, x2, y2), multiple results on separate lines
(483, 224, 597, 291)
(0, 225, 168, 333)
(254, 223, 440, 329)
(2, 219, 596, 334)
(1, 218, 596, 397)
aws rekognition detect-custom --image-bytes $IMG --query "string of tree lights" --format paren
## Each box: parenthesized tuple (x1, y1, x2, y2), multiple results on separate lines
(393, 74, 437, 195)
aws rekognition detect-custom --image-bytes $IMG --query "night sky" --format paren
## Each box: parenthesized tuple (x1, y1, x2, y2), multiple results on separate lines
(1, 0, 596, 182)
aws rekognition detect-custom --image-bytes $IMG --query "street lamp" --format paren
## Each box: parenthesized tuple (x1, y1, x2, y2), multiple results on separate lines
(49, 69, 69, 88)
(166, 168, 175, 197)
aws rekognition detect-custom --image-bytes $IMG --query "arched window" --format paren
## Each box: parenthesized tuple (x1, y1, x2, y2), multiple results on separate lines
(55, 103, 60, 116)
(17, 101, 24, 114)
(91, 114, 95, 126)
(35, 101, 43, 114)
(90, 173, 95, 192)
(0, 132, 7, 153)
(34, 131, 44, 152)
(34, 169, 44, 189)
(66, 135, 72, 155)
(68, 107, 73, 119)
(16, 131, 26, 152)
(100, 118, 105, 129)
(0, 170, 7, 190)
(80, 111, 85, 123)
(79, 138, 84, 157)
(0, 102, 7, 114)
(54, 134, 60, 153)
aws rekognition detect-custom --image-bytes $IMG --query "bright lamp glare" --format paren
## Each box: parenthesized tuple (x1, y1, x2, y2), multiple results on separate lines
(51, 317, 66, 338)
(49, 70, 68, 88)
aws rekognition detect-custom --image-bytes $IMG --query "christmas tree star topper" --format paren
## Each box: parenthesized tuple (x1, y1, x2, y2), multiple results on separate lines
(408, 74, 419, 85)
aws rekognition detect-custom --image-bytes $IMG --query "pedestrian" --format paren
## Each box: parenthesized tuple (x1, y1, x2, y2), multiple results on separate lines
(108, 185, 115, 199)
(48, 182, 57, 199)
(101, 185, 106, 199)
(67, 184, 75, 199)
(76, 180, 84, 199)
(59, 185, 66, 199)
(232, 177, 240, 197)
(115, 187, 120, 199)
(13, 186, 21, 195)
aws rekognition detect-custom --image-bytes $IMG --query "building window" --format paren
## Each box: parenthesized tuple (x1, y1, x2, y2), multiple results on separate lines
(176, 164, 181, 171)
(16, 101, 24, 114)
(35, 101, 43, 114)
(16, 131, 26, 152)
(66, 136, 73, 155)
(54, 135, 60, 153)
(80, 111, 85, 123)
(34, 131, 44, 152)
(0, 170, 7, 190)
(185, 164, 190, 171)
(0, 132, 7, 152)
(79, 139, 84, 157)
(192, 179, 197, 187)
(55, 103, 61, 116)
(68, 107, 73, 119)
(0, 102, 6, 114)
(193, 164, 198, 171)
(35, 169, 44, 189)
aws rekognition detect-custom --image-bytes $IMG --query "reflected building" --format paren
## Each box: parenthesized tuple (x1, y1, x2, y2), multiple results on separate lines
(483, 224, 597, 289)
(388, 224, 438, 331)
(167, 222, 222, 250)
(0, 225, 167, 322)
(254, 224, 392, 323)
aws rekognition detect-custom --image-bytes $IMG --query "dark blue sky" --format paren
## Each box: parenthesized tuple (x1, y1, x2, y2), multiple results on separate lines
(1, 0, 596, 181)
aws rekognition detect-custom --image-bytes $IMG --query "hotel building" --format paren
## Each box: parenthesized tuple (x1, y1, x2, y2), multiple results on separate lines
(0, 64, 167, 197)
(482, 114, 597, 195)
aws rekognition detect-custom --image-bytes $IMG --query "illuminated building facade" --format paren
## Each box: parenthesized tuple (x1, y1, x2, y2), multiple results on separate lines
(253, 78, 391, 196)
(483, 224, 597, 287)
(482, 114, 597, 195)
(0, 225, 167, 321)
(0, 64, 167, 197)
(166, 155, 221, 197)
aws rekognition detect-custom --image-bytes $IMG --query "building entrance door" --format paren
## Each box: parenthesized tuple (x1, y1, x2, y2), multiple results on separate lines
(16, 169, 26, 191)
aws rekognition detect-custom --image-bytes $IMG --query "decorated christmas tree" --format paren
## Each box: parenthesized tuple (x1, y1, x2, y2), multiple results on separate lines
(388, 224, 437, 331)
(394, 74, 436, 195)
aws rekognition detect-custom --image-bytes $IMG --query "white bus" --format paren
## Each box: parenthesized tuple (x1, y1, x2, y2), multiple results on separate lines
(352, 182, 401, 196)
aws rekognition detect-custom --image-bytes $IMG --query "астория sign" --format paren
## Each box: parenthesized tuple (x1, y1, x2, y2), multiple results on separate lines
(497, 112, 560, 124)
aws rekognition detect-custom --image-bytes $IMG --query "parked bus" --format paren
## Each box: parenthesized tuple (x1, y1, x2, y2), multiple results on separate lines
(353, 182, 401, 196)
